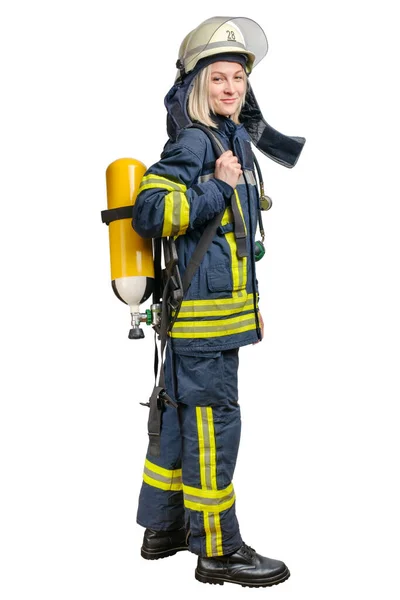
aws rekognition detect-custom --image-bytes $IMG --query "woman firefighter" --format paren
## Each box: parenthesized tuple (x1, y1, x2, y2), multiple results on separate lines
(132, 16, 305, 587)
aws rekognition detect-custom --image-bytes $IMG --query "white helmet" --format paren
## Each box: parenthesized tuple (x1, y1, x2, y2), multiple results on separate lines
(167, 16, 305, 168)
(176, 16, 268, 79)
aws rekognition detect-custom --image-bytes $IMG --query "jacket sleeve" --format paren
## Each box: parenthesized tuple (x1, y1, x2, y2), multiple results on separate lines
(132, 132, 232, 239)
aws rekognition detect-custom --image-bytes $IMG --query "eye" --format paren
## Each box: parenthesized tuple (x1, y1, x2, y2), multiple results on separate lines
(235, 75, 244, 80)
(212, 77, 223, 82)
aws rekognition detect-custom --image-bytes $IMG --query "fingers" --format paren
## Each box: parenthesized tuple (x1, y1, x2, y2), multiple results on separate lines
(216, 152, 242, 170)
(214, 151, 243, 188)
(217, 150, 237, 162)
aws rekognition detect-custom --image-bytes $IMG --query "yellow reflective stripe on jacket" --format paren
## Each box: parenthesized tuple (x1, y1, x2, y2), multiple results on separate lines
(221, 206, 232, 226)
(174, 293, 254, 319)
(138, 174, 190, 236)
(139, 174, 186, 193)
(226, 226, 246, 291)
(231, 189, 247, 290)
(162, 191, 190, 237)
(234, 189, 247, 235)
(170, 313, 256, 338)
(176, 297, 254, 318)
(221, 197, 246, 292)
(143, 459, 182, 491)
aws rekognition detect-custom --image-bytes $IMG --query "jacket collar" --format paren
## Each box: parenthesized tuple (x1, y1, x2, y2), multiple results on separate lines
(209, 114, 240, 138)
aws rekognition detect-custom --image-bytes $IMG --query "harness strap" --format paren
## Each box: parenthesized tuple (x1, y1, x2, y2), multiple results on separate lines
(146, 123, 259, 456)
(147, 385, 164, 457)
(152, 237, 163, 304)
(147, 261, 178, 457)
(231, 193, 248, 258)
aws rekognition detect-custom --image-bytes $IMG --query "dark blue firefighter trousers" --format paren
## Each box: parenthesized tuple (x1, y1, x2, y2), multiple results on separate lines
(137, 343, 243, 557)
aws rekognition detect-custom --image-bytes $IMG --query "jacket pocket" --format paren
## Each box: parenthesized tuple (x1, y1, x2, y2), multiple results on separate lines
(206, 262, 232, 293)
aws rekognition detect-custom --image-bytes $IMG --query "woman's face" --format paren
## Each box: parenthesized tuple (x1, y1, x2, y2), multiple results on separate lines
(208, 61, 246, 118)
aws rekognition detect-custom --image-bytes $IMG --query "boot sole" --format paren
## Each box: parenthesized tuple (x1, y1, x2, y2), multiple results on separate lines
(195, 566, 290, 587)
(141, 545, 188, 560)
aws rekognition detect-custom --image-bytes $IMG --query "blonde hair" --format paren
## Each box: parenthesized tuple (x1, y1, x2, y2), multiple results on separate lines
(187, 64, 247, 127)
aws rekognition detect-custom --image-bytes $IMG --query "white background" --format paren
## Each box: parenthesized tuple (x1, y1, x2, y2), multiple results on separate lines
(1, 1, 399, 598)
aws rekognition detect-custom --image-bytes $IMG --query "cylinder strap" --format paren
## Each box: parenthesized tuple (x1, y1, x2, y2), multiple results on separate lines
(101, 205, 132, 225)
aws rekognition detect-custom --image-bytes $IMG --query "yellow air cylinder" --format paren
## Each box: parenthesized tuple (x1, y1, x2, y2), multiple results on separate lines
(105, 158, 154, 314)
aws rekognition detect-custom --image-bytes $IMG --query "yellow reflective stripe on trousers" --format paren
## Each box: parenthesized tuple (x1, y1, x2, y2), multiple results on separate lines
(206, 407, 217, 490)
(162, 191, 190, 237)
(139, 174, 186, 193)
(184, 482, 235, 499)
(204, 513, 223, 557)
(192, 407, 224, 555)
(196, 407, 217, 490)
(170, 313, 256, 338)
(183, 483, 236, 512)
(196, 406, 207, 489)
(143, 458, 183, 491)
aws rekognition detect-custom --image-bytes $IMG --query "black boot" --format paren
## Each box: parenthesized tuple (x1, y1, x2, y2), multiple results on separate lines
(195, 543, 290, 587)
(141, 527, 188, 560)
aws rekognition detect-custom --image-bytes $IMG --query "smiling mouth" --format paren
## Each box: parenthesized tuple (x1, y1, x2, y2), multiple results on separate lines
(221, 99, 238, 103)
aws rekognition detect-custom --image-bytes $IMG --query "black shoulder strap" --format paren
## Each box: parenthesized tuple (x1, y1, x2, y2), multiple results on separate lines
(180, 211, 223, 296)
(190, 122, 225, 156)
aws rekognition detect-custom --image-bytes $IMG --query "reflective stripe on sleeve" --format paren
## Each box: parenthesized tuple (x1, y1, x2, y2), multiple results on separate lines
(138, 174, 190, 237)
(139, 174, 186, 193)
(162, 191, 190, 237)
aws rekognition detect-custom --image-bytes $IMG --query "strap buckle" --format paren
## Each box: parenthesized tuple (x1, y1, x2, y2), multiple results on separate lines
(162, 238, 183, 312)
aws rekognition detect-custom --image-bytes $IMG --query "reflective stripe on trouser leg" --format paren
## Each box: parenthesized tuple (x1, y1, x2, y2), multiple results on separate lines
(136, 349, 184, 531)
(175, 348, 242, 556)
(196, 406, 223, 555)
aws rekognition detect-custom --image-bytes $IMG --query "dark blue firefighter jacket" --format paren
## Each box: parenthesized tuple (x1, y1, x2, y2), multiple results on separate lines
(132, 115, 262, 354)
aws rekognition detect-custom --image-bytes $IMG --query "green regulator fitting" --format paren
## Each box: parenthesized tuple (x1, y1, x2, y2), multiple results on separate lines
(254, 240, 266, 262)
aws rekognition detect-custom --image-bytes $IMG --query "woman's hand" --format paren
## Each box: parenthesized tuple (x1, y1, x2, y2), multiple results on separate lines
(214, 150, 242, 189)
(258, 310, 264, 340)
(253, 310, 264, 344)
